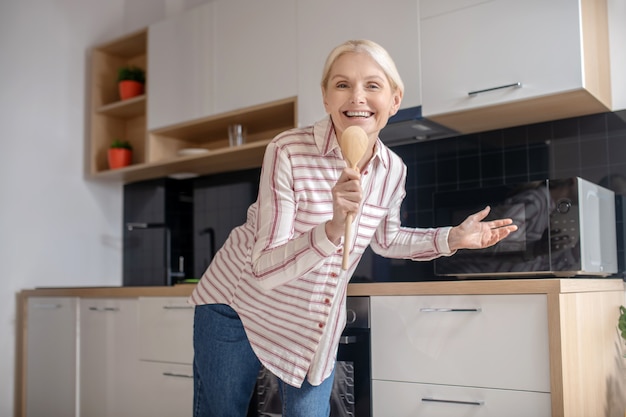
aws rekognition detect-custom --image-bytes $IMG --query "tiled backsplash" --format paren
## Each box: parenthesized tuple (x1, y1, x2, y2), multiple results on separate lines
(124, 110, 626, 284)
(362, 109, 626, 282)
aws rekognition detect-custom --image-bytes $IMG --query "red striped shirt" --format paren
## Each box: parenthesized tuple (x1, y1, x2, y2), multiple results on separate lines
(189, 116, 453, 387)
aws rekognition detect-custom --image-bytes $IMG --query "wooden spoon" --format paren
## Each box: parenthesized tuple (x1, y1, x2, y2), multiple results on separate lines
(339, 126, 369, 270)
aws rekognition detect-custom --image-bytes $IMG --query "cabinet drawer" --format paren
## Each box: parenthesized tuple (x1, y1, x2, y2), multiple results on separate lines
(373, 380, 551, 417)
(136, 361, 193, 417)
(371, 294, 550, 391)
(138, 297, 194, 364)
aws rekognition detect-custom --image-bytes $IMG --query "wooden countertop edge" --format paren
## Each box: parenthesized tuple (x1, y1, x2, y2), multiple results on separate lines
(17, 278, 625, 298)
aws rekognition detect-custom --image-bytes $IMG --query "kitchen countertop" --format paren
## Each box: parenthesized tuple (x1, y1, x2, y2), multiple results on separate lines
(18, 278, 625, 298)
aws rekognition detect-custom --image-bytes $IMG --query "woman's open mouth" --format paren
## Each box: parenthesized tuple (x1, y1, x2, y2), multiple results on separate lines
(344, 111, 373, 118)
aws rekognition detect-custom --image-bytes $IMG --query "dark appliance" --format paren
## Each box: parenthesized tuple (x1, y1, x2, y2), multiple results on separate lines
(123, 178, 193, 286)
(251, 296, 371, 417)
(433, 177, 618, 278)
(379, 106, 458, 146)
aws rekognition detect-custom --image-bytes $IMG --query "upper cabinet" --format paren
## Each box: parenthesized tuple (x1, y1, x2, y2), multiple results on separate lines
(147, 2, 215, 131)
(296, 0, 420, 128)
(212, 0, 297, 115)
(419, 0, 612, 134)
(148, 0, 297, 131)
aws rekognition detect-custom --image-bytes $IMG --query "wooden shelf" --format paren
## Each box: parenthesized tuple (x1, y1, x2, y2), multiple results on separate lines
(89, 29, 148, 177)
(90, 95, 296, 182)
(97, 95, 146, 118)
(91, 139, 271, 183)
(151, 96, 296, 142)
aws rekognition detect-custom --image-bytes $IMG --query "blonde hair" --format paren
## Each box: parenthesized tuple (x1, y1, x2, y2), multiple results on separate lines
(321, 39, 404, 95)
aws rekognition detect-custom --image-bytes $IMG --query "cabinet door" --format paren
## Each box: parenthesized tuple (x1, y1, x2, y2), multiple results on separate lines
(371, 294, 550, 392)
(212, 0, 297, 115)
(26, 297, 77, 417)
(147, 2, 215, 131)
(373, 380, 551, 417)
(136, 362, 194, 417)
(296, 0, 420, 128)
(138, 296, 194, 364)
(420, 0, 590, 116)
(79, 298, 139, 417)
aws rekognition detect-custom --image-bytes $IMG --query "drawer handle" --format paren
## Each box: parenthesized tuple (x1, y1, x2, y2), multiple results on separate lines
(163, 305, 194, 310)
(32, 303, 62, 310)
(419, 308, 482, 313)
(339, 335, 358, 345)
(468, 82, 521, 96)
(163, 372, 193, 379)
(422, 397, 484, 406)
(88, 306, 120, 312)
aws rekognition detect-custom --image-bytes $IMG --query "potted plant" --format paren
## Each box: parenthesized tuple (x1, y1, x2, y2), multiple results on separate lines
(117, 65, 145, 100)
(108, 139, 133, 169)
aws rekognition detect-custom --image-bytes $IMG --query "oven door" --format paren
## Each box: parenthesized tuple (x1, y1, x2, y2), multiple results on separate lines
(333, 327, 371, 417)
(252, 328, 371, 417)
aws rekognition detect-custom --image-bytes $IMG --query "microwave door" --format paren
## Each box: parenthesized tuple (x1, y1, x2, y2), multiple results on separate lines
(434, 182, 553, 276)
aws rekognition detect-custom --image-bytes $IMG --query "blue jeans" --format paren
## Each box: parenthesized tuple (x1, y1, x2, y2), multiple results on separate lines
(193, 303, 335, 417)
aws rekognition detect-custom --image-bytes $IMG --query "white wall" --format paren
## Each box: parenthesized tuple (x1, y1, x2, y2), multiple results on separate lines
(0, 0, 208, 415)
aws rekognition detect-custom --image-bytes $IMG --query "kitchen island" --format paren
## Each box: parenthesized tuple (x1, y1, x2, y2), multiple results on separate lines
(14, 278, 626, 417)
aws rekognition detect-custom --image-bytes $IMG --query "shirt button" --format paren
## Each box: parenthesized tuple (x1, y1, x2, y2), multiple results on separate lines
(363, 170, 369, 175)
(318, 323, 324, 329)
(330, 272, 338, 278)
(324, 298, 331, 304)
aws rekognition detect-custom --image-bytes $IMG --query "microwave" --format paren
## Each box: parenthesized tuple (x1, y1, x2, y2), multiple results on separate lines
(433, 177, 617, 278)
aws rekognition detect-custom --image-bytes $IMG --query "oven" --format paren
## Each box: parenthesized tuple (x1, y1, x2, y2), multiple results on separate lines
(250, 296, 371, 417)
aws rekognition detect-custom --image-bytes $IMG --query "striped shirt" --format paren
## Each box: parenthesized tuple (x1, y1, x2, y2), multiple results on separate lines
(188, 116, 453, 388)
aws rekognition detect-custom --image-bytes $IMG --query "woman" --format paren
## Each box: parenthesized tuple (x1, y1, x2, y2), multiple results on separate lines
(189, 39, 517, 417)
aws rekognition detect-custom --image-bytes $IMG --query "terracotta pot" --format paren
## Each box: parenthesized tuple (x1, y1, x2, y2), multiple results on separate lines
(118, 80, 144, 100)
(108, 148, 132, 169)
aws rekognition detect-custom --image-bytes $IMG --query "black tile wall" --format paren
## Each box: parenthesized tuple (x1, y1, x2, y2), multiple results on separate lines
(123, 170, 260, 285)
(364, 109, 626, 282)
(122, 111, 626, 284)
(192, 168, 260, 278)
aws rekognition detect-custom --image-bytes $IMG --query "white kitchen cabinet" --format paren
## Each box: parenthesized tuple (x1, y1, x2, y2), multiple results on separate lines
(373, 380, 551, 417)
(370, 294, 551, 416)
(147, 2, 215, 131)
(137, 296, 194, 364)
(25, 297, 77, 417)
(296, 0, 420, 128)
(137, 361, 194, 417)
(135, 296, 195, 417)
(148, 0, 297, 132)
(420, 0, 612, 133)
(79, 298, 139, 417)
(212, 0, 297, 115)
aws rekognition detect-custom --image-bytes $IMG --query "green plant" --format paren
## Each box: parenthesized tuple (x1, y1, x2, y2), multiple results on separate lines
(110, 139, 132, 150)
(619, 305, 626, 341)
(117, 65, 145, 84)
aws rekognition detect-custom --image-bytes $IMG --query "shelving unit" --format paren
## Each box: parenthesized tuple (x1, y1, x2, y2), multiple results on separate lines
(89, 28, 148, 176)
(88, 29, 297, 183)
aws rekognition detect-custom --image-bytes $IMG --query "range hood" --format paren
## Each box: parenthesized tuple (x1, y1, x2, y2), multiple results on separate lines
(379, 106, 458, 146)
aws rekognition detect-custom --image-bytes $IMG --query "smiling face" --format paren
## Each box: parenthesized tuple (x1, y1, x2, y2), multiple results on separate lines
(322, 51, 403, 145)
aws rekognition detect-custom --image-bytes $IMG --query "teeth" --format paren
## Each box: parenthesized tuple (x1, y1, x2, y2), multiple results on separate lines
(346, 111, 371, 117)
